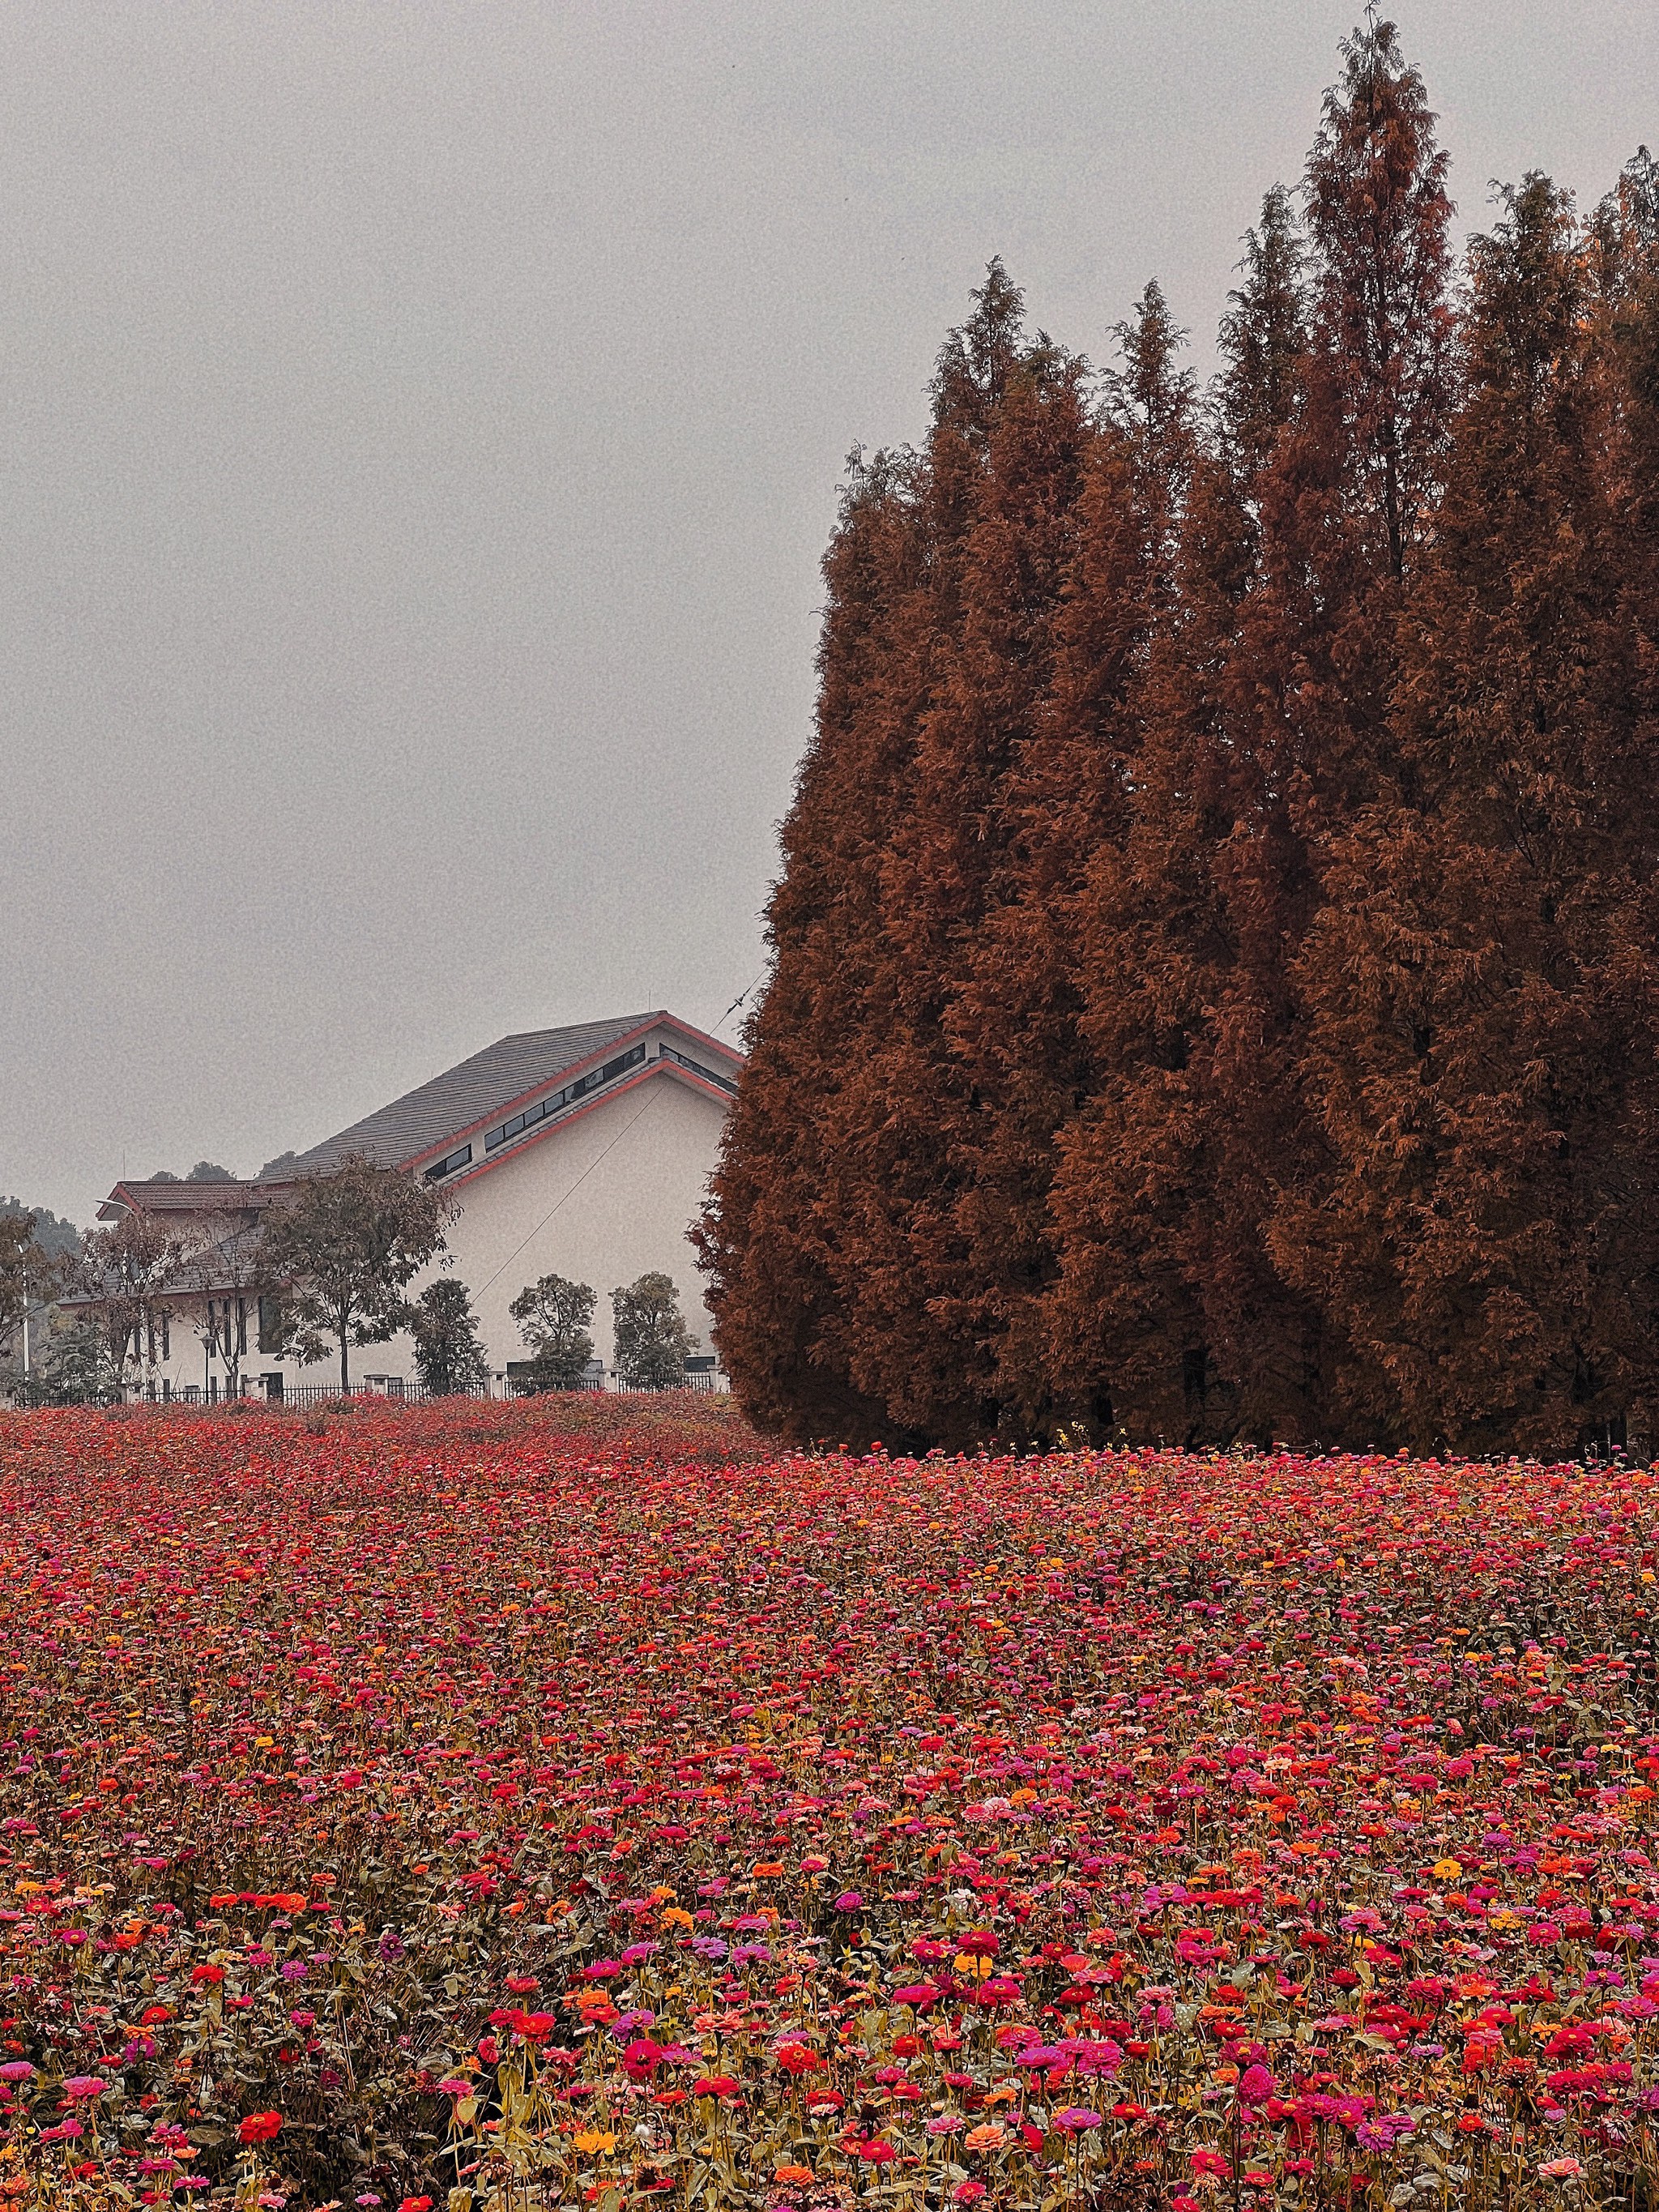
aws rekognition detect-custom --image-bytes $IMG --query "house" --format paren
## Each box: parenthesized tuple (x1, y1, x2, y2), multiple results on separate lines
(92, 1010, 742, 1399)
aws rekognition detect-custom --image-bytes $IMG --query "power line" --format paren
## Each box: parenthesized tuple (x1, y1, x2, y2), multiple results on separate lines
(475, 997, 754, 1301)
(714, 971, 765, 1036)
(473, 1078, 667, 1299)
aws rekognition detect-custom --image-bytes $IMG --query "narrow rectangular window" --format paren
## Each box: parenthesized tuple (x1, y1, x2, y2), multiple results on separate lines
(258, 1296, 281, 1355)
(237, 1297, 248, 1356)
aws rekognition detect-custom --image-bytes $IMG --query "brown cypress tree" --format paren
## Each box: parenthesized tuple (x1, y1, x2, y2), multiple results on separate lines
(696, 447, 926, 1444)
(800, 264, 1029, 1445)
(1044, 197, 1341, 1445)
(885, 310, 1098, 1441)
(704, 23, 1659, 1456)
(1046, 23, 1454, 1445)
(943, 386, 1147, 1438)
(1047, 200, 1330, 1443)
(1603, 157, 1659, 1448)
(1224, 16, 1455, 1437)
(1038, 282, 1223, 1440)
(1282, 170, 1657, 1450)
(704, 266, 1075, 1447)
(1188, 190, 1342, 1436)
(798, 265, 1103, 1445)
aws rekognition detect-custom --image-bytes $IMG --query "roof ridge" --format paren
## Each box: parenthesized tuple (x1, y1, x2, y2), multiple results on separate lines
(497, 1010, 662, 1045)
(258, 1010, 706, 1182)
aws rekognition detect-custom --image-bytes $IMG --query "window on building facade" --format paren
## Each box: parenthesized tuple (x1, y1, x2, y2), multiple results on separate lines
(659, 1044, 739, 1095)
(483, 1042, 648, 1155)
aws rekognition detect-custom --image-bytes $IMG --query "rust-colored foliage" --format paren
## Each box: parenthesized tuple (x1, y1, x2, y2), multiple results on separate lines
(1280, 165, 1659, 1452)
(703, 24, 1659, 1454)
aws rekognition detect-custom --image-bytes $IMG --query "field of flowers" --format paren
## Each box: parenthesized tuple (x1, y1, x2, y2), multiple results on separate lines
(1, 1402, 1657, 2210)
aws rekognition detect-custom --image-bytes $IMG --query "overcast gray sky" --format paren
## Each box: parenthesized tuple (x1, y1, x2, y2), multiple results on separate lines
(4, 1, 1654, 1224)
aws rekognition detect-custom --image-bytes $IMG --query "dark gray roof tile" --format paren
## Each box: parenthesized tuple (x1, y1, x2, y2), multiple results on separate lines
(264, 1012, 663, 1179)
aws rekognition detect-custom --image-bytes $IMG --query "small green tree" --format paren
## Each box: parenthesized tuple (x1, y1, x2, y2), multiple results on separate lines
(509, 1270, 596, 1392)
(1, 1209, 66, 1402)
(1, 1211, 41, 1350)
(71, 1209, 197, 1400)
(186, 1200, 267, 1401)
(260, 1155, 452, 1392)
(611, 1270, 695, 1390)
(41, 1316, 117, 1405)
(410, 1277, 490, 1396)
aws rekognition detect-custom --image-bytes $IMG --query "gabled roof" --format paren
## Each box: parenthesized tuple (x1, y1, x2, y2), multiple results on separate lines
(93, 1014, 743, 1241)
(263, 1011, 736, 1181)
(68, 1211, 269, 1300)
(96, 1178, 279, 1224)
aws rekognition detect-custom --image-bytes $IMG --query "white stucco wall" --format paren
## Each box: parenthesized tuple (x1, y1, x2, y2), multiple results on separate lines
(427, 1064, 727, 1374)
(134, 1053, 729, 1396)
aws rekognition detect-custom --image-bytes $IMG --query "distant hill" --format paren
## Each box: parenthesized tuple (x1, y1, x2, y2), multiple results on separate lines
(0, 1196, 82, 1258)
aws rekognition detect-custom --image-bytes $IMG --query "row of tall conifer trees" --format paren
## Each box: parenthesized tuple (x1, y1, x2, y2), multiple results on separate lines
(698, 19, 1659, 1455)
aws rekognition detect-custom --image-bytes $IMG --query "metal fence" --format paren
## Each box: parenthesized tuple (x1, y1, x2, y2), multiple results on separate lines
(610, 1371, 726, 1396)
(152, 1373, 727, 1410)
(271, 1381, 499, 1408)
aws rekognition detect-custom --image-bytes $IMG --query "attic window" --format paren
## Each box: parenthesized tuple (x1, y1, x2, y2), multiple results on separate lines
(424, 1144, 472, 1184)
(658, 1044, 739, 1095)
(482, 1042, 646, 1155)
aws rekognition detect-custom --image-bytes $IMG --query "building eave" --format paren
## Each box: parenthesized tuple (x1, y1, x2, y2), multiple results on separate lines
(399, 1014, 741, 1178)
(96, 1179, 294, 1223)
(432, 1053, 731, 1198)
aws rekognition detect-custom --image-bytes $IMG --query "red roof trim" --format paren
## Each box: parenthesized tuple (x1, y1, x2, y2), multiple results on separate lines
(400, 1013, 741, 1172)
(94, 1016, 741, 1218)
(96, 1177, 293, 1222)
(650, 1010, 746, 1064)
(432, 1054, 730, 1197)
